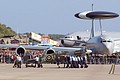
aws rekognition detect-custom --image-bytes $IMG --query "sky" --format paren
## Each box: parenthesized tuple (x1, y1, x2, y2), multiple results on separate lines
(0, 0, 120, 34)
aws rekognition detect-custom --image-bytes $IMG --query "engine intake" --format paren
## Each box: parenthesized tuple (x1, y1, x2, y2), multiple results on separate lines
(46, 49, 55, 54)
(45, 49, 55, 62)
(16, 46, 26, 56)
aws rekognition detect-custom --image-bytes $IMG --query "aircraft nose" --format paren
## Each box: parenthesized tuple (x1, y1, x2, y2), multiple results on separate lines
(74, 13, 80, 18)
(104, 42, 114, 54)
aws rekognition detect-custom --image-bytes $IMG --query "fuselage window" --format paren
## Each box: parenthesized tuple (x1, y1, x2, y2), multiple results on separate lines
(65, 36, 70, 38)
(107, 40, 112, 42)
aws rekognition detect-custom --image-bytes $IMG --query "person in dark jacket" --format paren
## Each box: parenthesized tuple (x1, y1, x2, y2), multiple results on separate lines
(38, 54, 43, 68)
(56, 56, 61, 68)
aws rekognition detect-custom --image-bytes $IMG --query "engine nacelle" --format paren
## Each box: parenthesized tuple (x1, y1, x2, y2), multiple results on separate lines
(15, 46, 26, 56)
(45, 48, 55, 62)
(46, 48, 55, 54)
(61, 39, 75, 47)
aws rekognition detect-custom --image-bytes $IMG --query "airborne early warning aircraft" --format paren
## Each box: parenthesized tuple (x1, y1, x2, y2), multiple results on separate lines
(60, 11, 119, 55)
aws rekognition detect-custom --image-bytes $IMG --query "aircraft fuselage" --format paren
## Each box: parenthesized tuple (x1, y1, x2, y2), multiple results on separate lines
(87, 35, 114, 54)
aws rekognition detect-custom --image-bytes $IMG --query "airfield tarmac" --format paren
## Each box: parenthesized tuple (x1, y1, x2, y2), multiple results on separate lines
(0, 63, 120, 80)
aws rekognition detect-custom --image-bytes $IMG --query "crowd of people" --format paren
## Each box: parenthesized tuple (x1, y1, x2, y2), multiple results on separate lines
(0, 49, 120, 68)
(0, 49, 44, 68)
(86, 53, 120, 64)
(55, 55, 88, 68)
(55, 53, 120, 68)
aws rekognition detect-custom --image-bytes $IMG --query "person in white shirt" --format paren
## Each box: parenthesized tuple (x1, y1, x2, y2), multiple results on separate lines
(35, 55, 39, 68)
(70, 56, 73, 68)
(81, 54, 88, 68)
(71, 56, 77, 68)
(17, 55, 22, 68)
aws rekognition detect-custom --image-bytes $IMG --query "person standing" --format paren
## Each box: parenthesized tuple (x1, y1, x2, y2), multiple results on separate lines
(65, 55, 70, 68)
(55, 55, 61, 68)
(70, 56, 73, 68)
(80, 52, 88, 68)
(17, 55, 22, 68)
(38, 54, 43, 68)
(13, 54, 17, 68)
(35, 55, 39, 68)
(72, 56, 76, 68)
(82, 56, 88, 68)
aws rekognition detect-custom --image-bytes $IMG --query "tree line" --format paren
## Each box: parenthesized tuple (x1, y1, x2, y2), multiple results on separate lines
(0, 23, 17, 37)
(0, 23, 65, 40)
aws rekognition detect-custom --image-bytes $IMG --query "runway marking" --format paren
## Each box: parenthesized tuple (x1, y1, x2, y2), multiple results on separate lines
(109, 63, 115, 74)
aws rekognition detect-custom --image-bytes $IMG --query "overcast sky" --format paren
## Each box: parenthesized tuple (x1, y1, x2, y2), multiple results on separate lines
(0, 0, 119, 34)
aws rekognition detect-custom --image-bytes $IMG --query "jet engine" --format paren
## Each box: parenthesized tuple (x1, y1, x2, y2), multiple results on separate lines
(15, 46, 26, 56)
(15, 45, 55, 62)
(61, 39, 75, 47)
(45, 48, 55, 62)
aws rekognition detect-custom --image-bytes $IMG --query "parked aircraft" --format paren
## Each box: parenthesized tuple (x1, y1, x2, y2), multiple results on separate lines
(60, 11, 119, 55)
(60, 32, 115, 54)
(0, 43, 91, 62)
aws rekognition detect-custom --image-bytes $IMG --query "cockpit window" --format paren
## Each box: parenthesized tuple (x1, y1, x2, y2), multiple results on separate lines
(102, 40, 106, 42)
(77, 36, 81, 40)
(101, 39, 112, 43)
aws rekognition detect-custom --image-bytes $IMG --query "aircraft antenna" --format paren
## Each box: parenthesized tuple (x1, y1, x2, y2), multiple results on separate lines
(92, 4, 94, 11)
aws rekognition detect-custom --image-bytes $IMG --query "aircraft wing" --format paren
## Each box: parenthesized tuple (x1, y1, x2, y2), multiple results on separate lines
(0, 44, 49, 50)
(0, 44, 19, 48)
(0, 44, 83, 51)
(50, 46, 85, 52)
(22, 45, 85, 52)
(0, 43, 87, 50)
(0, 44, 91, 53)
